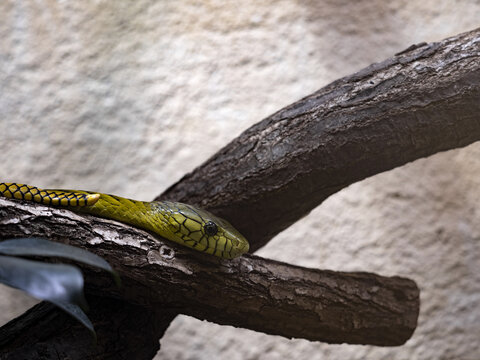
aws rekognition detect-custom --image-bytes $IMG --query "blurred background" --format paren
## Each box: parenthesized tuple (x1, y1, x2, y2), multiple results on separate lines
(1, 1, 479, 359)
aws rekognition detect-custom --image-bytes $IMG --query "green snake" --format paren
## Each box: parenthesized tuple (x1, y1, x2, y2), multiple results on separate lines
(0, 182, 249, 259)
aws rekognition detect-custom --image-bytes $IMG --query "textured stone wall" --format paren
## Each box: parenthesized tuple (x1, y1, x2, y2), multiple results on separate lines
(1, 1, 479, 359)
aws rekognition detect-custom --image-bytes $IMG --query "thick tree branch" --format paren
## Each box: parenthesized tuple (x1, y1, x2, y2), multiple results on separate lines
(0, 296, 176, 360)
(0, 198, 419, 346)
(159, 28, 480, 252)
(3, 27, 478, 358)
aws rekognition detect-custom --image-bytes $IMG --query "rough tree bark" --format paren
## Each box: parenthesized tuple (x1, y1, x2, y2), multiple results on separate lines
(0, 198, 419, 348)
(0, 296, 177, 360)
(0, 27, 479, 359)
(159, 28, 480, 252)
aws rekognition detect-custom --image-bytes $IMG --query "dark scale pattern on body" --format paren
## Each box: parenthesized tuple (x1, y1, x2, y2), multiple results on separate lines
(0, 183, 248, 259)
(0, 183, 91, 206)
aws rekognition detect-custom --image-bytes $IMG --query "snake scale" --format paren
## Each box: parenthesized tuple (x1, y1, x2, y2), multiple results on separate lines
(0, 182, 249, 259)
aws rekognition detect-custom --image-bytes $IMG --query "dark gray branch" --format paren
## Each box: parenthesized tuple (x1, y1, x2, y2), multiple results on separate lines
(159, 28, 480, 252)
(4, 26, 478, 358)
(0, 296, 176, 360)
(0, 198, 419, 346)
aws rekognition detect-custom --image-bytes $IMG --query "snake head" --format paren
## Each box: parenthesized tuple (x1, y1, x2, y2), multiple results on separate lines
(158, 201, 249, 259)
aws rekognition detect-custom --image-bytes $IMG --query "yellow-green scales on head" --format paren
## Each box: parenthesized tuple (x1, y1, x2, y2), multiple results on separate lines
(0, 182, 249, 259)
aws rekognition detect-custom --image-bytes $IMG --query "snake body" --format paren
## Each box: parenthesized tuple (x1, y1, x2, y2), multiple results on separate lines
(0, 182, 249, 259)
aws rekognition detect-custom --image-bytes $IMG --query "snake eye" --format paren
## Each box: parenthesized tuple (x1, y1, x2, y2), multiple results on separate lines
(204, 221, 218, 236)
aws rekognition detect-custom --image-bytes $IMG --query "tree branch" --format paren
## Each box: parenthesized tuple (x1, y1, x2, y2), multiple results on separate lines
(159, 27, 480, 252)
(3, 27, 478, 358)
(0, 296, 176, 360)
(0, 198, 419, 346)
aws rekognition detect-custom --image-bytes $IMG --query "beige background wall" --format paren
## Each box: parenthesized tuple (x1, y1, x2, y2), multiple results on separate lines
(1, 1, 479, 359)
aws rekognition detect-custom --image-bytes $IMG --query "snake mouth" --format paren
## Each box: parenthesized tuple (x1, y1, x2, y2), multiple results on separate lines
(239, 238, 250, 254)
(227, 234, 249, 258)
